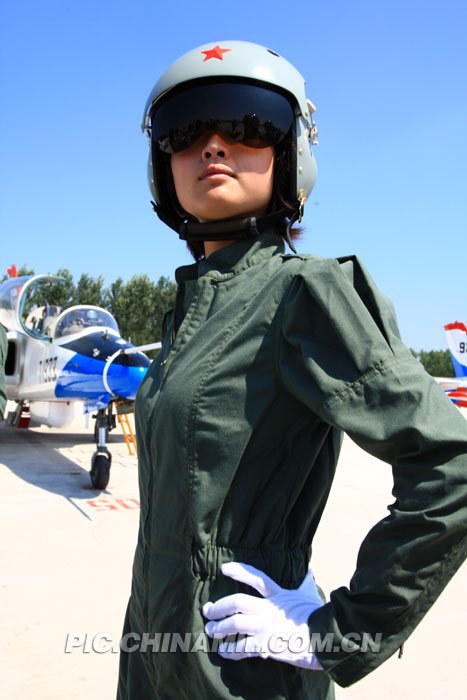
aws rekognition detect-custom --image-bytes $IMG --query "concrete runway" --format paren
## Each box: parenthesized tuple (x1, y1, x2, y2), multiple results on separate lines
(1, 406, 465, 700)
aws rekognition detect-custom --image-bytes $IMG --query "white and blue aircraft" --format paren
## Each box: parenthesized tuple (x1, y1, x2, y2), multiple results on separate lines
(0, 270, 160, 489)
(443, 322, 467, 408)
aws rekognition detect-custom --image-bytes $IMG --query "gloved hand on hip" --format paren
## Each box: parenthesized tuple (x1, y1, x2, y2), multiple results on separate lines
(203, 561, 324, 670)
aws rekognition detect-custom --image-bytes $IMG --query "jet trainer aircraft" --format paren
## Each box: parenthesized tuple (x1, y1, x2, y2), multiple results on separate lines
(0, 268, 161, 488)
(442, 322, 467, 408)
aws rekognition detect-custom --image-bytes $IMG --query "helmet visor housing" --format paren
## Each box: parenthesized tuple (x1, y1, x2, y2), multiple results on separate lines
(150, 81, 296, 154)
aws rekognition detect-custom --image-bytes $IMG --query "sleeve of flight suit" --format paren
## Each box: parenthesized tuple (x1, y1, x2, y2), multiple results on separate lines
(277, 255, 467, 687)
(0, 324, 7, 420)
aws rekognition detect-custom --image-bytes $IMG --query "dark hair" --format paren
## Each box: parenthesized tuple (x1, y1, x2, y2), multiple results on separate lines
(158, 132, 302, 261)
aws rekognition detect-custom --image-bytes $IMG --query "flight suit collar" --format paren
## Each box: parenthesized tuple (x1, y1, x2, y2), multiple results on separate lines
(175, 231, 285, 283)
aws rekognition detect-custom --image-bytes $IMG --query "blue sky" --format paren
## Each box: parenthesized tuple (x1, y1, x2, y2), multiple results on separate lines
(1, 0, 466, 349)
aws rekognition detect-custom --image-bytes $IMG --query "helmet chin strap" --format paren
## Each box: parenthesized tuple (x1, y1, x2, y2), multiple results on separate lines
(151, 201, 299, 252)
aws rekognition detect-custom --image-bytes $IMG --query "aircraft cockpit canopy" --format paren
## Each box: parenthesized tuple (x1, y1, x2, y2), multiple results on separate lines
(17, 275, 67, 340)
(0, 275, 32, 330)
(0, 274, 66, 339)
(0, 274, 120, 341)
(54, 308, 119, 339)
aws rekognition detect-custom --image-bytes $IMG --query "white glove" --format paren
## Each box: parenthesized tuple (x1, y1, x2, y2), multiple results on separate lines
(203, 561, 324, 670)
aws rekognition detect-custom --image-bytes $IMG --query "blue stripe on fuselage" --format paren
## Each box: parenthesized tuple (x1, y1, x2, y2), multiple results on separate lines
(55, 353, 111, 406)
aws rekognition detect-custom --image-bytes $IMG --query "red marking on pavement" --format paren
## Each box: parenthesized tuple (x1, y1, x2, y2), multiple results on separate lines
(115, 498, 140, 509)
(86, 498, 140, 512)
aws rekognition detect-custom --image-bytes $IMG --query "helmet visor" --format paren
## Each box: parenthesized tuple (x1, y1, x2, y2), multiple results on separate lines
(150, 82, 295, 154)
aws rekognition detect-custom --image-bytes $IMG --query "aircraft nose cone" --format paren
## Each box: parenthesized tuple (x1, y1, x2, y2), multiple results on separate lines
(105, 359, 149, 400)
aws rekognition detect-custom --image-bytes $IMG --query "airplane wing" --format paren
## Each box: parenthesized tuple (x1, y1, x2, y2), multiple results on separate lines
(435, 377, 467, 408)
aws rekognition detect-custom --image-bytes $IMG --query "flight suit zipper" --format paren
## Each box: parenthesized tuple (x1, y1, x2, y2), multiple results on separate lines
(160, 282, 185, 367)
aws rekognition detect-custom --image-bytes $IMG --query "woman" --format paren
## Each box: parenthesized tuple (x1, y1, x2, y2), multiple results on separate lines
(117, 41, 467, 700)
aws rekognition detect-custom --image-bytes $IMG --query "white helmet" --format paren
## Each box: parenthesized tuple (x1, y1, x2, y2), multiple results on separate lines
(142, 40, 318, 241)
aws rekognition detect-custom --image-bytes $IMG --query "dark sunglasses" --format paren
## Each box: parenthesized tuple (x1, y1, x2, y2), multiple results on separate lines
(150, 81, 295, 154)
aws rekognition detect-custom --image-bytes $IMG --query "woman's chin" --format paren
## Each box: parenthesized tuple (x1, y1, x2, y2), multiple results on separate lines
(194, 201, 267, 223)
(195, 206, 248, 223)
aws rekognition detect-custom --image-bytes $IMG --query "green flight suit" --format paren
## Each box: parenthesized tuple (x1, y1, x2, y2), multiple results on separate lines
(0, 324, 7, 420)
(117, 231, 467, 699)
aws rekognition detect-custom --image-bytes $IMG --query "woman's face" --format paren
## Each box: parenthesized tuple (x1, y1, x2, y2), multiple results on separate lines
(170, 132, 274, 222)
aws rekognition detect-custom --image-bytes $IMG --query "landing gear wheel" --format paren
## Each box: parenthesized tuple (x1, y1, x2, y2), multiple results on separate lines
(90, 451, 111, 490)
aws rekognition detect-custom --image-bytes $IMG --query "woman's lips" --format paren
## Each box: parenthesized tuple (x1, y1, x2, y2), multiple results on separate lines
(199, 166, 235, 180)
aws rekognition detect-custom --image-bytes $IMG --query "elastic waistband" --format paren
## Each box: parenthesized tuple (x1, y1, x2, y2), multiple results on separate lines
(191, 542, 311, 588)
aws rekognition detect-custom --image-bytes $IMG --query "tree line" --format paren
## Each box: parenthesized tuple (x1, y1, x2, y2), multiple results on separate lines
(409, 349, 454, 378)
(3, 266, 455, 376)
(4, 265, 176, 352)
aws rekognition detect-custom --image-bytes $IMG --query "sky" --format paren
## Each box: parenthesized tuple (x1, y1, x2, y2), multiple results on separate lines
(1, 0, 466, 350)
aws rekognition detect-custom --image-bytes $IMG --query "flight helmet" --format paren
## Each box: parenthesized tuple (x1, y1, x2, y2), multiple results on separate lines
(142, 40, 318, 241)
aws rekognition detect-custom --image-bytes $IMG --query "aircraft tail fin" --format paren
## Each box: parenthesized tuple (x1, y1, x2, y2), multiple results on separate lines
(444, 322, 467, 378)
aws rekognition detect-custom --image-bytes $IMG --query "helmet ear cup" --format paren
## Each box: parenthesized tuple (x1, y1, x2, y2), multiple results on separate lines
(296, 115, 317, 201)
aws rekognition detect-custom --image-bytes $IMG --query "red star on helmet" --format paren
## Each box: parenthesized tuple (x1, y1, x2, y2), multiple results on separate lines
(201, 45, 231, 62)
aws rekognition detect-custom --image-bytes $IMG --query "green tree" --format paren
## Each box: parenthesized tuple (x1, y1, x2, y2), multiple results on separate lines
(74, 273, 106, 306)
(106, 276, 126, 330)
(153, 276, 177, 342)
(45, 268, 76, 308)
(418, 349, 454, 377)
(16, 264, 36, 277)
(107, 274, 176, 348)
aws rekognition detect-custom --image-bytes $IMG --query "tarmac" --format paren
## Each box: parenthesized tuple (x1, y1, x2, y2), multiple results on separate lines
(1, 403, 465, 700)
